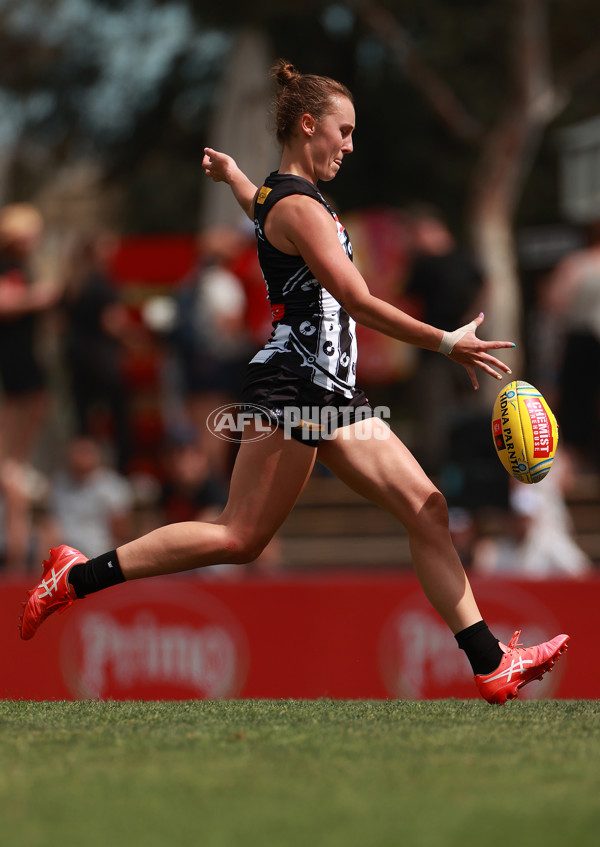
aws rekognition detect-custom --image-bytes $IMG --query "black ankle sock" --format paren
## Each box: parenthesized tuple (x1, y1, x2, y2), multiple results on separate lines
(455, 620, 503, 675)
(67, 550, 126, 599)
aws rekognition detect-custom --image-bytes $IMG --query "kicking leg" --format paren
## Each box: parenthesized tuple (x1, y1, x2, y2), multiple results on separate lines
(317, 417, 481, 634)
(319, 419, 570, 703)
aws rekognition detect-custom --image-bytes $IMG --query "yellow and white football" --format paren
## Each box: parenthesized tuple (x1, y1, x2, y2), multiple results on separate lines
(492, 380, 558, 484)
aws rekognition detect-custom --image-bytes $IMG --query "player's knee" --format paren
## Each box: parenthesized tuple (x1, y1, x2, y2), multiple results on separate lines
(225, 532, 268, 565)
(413, 488, 450, 537)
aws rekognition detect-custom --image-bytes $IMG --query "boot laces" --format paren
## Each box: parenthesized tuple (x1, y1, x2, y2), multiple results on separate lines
(507, 630, 523, 651)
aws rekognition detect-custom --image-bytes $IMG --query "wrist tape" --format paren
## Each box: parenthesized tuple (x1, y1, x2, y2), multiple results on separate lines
(438, 318, 478, 356)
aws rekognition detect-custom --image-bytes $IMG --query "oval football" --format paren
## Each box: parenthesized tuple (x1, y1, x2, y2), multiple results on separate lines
(491, 380, 558, 484)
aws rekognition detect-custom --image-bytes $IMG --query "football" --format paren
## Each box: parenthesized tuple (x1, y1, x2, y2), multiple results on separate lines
(492, 380, 558, 484)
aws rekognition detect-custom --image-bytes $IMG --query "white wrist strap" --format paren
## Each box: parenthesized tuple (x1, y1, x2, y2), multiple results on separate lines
(438, 318, 478, 356)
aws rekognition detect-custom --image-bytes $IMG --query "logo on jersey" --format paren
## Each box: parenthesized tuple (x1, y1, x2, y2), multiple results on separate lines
(256, 185, 272, 204)
(323, 341, 335, 356)
(300, 321, 316, 336)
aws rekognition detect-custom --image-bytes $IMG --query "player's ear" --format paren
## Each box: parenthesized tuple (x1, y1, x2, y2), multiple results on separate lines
(300, 113, 316, 137)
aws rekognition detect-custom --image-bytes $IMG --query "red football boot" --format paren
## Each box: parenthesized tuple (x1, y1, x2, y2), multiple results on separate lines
(475, 630, 570, 705)
(19, 545, 87, 640)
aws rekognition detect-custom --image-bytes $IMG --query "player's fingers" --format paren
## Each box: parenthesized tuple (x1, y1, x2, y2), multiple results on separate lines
(482, 339, 516, 351)
(465, 363, 479, 390)
(479, 351, 513, 374)
(475, 358, 505, 381)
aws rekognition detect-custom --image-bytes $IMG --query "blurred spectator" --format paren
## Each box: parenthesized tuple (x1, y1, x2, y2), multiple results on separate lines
(229, 234, 274, 350)
(471, 453, 592, 578)
(156, 424, 280, 578)
(403, 204, 484, 475)
(167, 226, 252, 477)
(0, 458, 50, 574)
(448, 506, 479, 570)
(48, 435, 134, 557)
(544, 220, 600, 471)
(60, 228, 133, 474)
(0, 203, 60, 467)
(158, 424, 228, 525)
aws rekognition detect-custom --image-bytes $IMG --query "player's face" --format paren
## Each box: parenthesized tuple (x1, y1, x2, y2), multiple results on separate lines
(311, 96, 355, 182)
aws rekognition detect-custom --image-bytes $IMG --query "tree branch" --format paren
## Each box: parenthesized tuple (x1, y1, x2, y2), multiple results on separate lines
(351, 0, 485, 145)
(559, 40, 600, 91)
(511, 0, 564, 123)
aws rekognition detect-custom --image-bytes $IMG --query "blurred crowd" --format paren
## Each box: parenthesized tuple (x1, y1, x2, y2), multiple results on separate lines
(0, 202, 276, 578)
(0, 200, 597, 579)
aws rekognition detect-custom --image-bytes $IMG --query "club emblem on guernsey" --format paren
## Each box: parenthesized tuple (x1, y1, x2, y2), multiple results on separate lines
(300, 321, 316, 335)
(256, 185, 272, 204)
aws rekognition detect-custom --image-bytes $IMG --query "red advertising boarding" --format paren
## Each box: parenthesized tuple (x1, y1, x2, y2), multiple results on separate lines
(1, 574, 597, 701)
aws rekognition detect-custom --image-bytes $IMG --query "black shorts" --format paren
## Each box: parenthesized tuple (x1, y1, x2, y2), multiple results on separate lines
(241, 364, 373, 446)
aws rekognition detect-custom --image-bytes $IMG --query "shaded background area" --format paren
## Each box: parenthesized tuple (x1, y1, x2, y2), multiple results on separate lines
(2, 0, 600, 578)
(2, 1, 600, 231)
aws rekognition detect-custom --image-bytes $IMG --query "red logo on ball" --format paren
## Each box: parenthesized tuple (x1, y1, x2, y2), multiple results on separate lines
(493, 418, 505, 451)
(524, 398, 553, 458)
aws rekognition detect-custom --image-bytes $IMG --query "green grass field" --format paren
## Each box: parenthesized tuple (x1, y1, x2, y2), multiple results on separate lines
(1, 699, 598, 847)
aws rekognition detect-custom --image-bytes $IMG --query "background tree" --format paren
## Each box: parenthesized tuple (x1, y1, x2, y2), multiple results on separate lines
(350, 0, 600, 392)
(0, 0, 231, 229)
(1, 0, 600, 354)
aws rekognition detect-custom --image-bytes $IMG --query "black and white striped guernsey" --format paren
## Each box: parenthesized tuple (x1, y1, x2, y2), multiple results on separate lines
(251, 172, 358, 399)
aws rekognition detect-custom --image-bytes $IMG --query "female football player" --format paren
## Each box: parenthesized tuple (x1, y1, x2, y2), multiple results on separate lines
(21, 60, 568, 704)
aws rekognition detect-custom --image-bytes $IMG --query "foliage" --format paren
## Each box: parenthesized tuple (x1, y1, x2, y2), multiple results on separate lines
(1, 1, 600, 231)
(0, 0, 230, 226)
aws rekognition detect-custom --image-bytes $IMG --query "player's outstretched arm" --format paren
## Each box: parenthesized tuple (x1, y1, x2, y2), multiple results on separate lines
(202, 147, 258, 220)
(274, 196, 514, 390)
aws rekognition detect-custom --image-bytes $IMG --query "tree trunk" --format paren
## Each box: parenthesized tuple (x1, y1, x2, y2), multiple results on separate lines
(467, 114, 533, 401)
(358, 0, 564, 403)
(467, 0, 562, 400)
(469, 198, 523, 403)
(200, 28, 279, 231)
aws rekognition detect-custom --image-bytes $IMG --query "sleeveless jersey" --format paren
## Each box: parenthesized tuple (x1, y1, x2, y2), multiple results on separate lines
(250, 172, 358, 398)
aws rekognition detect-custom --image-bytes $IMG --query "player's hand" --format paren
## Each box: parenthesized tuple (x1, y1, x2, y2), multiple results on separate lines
(441, 313, 515, 390)
(202, 147, 238, 184)
(202, 147, 258, 221)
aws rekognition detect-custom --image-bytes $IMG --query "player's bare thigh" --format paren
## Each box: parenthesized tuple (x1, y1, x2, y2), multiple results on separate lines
(218, 423, 317, 555)
(116, 423, 317, 578)
(317, 416, 443, 529)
